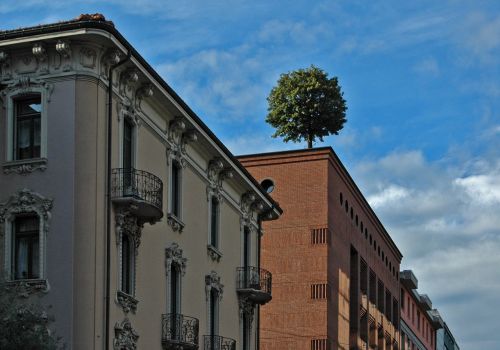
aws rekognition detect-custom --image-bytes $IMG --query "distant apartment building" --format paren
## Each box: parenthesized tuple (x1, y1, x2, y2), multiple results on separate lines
(400, 270, 445, 350)
(0, 15, 282, 350)
(436, 323, 459, 350)
(239, 148, 403, 350)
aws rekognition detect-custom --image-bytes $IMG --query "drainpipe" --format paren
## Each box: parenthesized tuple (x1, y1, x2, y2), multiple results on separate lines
(105, 50, 130, 350)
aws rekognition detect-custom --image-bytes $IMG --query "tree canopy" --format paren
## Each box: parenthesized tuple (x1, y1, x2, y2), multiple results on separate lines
(266, 65, 347, 148)
(0, 279, 62, 350)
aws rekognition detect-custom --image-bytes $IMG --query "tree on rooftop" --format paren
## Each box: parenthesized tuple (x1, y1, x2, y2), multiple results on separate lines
(266, 65, 347, 148)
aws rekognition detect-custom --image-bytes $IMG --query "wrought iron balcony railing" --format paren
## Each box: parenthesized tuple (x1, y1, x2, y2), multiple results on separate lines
(236, 266, 272, 304)
(162, 313, 199, 349)
(203, 335, 236, 350)
(111, 167, 163, 220)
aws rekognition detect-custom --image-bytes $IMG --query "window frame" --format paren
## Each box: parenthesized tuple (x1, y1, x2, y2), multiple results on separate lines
(5, 89, 48, 163)
(208, 195, 220, 249)
(169, 159, 183, 219)
(119, 231, 136, 297)
(1, 189, 52, 285)
(11, 214, 40, 280)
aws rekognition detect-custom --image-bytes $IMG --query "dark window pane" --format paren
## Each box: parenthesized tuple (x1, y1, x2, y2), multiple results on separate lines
(210, 197, 218, 247)
(121, 235, 131, 294)
(171, 162, 180, 216)
(13, 215, 39, 280)
(15, 96, 41, 160)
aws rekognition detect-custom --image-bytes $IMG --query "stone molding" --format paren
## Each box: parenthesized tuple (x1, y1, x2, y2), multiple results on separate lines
(115, 209, 143, 252)
(166, 213, 185, 233)
(165, 242, 187, 276)
(0, 188, 52, 230)
(207, 244, 222, 262)
(3, 279, 50, 298)
(238, 296, 255, 325)
(3, 158, 48, 175)
(205, 271, 223, 300)
(114, 318, 139, 350)
(116, 290, 138, 314)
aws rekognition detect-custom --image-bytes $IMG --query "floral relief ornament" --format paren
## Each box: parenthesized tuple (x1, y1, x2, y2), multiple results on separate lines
(0, 188, 52, 224)
(113, 318, 139, 350)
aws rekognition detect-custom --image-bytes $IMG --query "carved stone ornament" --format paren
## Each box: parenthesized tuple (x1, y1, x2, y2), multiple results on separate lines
(207, 244, 222, 262)
(238, 296, 255, 324)
(0, 188, 52, 227)
(114, 318, 139, 350)
(3, 158, 47, 175)
(0, 76, 54, 103)
(165, 242, 188, 276)
(32, 43, 47, 62)
(115, 209, 144, 252)
(3, 279, 50, 298)
(206, 157, 234, 202)
(117, 100, 141, 128)
(119, 68, 140, 95)
(134, 83, 154, 110)
(205, 271, 224, 300)
(166, 213, 185, 233)
(116, 290, 138, 313)
(55, 40, 71, 58)
(166, 116, 198, 168)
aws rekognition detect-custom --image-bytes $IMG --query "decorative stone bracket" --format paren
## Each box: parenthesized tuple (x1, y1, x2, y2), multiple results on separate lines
(116, 290, 138, 314)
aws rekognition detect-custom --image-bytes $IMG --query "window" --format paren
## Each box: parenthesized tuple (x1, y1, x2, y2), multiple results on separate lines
(209, 288, 219, 336)
(311, 283, 328, 299)
(14, 96, 42, 160)
(401, 289, 405, 309)
(120, 233, 135, 295)
(242, 313, 250, 350)
(1, 189, 52, 286)
(170, 160, 181, 217)
(169, 263, 181, 315)
(260, 179, 275, 193)
(311, 228, 328, 244)
(12, 215, 40, 280)
(209, 196, 219, 248)
(311, 339, 328, 350)
(417, 310, 421, 330)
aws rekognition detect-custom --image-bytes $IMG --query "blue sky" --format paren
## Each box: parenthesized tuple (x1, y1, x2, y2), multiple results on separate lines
(2, 1, 499, 348)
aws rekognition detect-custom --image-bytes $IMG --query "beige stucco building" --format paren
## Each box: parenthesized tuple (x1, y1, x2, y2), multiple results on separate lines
(0, 15, 281, 350)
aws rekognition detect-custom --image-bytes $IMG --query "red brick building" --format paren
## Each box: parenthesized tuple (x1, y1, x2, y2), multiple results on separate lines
(239, 148, 403, 350)
(400, 270, 444, 350)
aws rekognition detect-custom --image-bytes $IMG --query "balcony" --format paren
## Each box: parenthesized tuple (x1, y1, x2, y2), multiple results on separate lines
(161, 313, 199, 350)
(203, 335, 236, 350)
(111, 168, 163, 222)
(236, 266, 272, 305)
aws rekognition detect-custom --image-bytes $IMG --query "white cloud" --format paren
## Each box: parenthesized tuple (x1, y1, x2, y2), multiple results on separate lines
(353, 150, 500, 346)
(455, 173, 500, 205)
(368, 185, 410, 207)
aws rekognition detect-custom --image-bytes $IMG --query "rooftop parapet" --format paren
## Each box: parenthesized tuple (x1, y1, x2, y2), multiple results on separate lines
(400, 270, 418, 290)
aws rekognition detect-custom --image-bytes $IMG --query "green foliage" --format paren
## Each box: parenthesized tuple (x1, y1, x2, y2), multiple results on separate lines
(0, 280, 62, 350)
(266, 65, 347, 148)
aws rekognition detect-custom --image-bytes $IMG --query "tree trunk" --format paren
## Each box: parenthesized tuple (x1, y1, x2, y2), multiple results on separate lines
(307, 134, 313, 148)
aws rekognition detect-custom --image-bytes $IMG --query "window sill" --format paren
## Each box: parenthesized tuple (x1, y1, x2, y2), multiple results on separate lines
(3, 158, 47, 175)
(3, 278, 50, 297)
(207, 244, 222, 262)
(116, 290, 138, 313)
(167, 213, 185, 233)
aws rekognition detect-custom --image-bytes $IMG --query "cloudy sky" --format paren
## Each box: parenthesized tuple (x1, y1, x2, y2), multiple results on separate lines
(2, 1, 499, 348)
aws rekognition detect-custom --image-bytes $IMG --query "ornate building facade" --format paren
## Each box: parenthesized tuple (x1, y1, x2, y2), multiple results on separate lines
(0, 15, 281, 350)
(239, 148, 403, 350)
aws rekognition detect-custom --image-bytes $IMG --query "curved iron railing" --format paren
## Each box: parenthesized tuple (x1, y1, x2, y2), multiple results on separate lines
(161, 313, 199, 348)
(203, 335, 236, 350)
(236, 266, 272, 295)
(111, 168, 163, 210)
